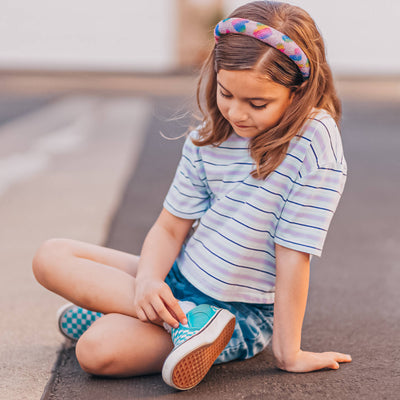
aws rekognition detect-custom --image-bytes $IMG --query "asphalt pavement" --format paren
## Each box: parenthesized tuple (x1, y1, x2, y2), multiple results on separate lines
(0, 75, 399, 399)
(42, 97, 400, 399)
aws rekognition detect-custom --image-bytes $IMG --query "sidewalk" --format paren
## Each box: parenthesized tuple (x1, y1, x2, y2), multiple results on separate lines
(0, 94, 152, 400)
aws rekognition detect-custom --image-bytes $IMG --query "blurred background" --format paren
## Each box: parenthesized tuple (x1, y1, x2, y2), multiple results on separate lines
(0, 1, 399, 399)
(1, 0, 399, 121)
(1, 0, 400, 75)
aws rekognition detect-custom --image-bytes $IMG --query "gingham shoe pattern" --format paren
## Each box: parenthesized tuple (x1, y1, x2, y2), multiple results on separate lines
(171, 305, 220, 348)
(58, 304, 103, 341)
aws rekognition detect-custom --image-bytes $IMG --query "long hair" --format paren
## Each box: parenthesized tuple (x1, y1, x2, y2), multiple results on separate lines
(194, 1, 341, 180)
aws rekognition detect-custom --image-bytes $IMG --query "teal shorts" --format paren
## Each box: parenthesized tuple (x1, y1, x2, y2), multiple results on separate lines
(165, 262, 274, 364)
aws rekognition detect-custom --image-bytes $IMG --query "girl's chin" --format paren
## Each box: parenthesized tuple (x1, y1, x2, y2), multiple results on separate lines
(232, 127, 259, 138)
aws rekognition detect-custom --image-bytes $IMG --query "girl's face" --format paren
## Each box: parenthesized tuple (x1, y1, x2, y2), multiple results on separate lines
(216, 69, 294, 138)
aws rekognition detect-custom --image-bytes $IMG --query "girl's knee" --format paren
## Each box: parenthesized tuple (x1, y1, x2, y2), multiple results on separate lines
(32, 238, 73, 285)
(75, 329, 115, 376)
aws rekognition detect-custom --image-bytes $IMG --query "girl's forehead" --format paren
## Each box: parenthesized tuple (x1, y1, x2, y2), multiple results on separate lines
(217, 69, 287, 98)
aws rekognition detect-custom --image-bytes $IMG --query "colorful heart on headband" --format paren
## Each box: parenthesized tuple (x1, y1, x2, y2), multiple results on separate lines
(282, 35, 293, 43)
(254, 25, 273, 39)
(289, 48, 302, 62)
(232, 19, 248, 33)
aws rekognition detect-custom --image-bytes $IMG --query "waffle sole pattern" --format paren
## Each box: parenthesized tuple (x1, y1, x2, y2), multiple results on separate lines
(162, 309, 236, 390)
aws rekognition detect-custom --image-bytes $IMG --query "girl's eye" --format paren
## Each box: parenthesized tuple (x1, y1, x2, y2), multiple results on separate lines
(219, 90, 232, 98)
(250, 102, 267, 110)
(219, 88, 267, 109)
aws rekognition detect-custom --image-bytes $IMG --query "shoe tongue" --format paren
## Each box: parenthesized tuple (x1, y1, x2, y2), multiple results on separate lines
(187, 311, 210, 329)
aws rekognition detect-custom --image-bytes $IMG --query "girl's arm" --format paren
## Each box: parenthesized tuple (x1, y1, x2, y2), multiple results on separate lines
(272, 243, 352, 372)
(134, 208, 195, 329)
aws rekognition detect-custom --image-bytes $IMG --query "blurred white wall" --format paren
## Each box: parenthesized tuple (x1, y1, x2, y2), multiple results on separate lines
(0, 0, 177, 72)
(225, 0, 400, 76)
(1, 0, 399, 75)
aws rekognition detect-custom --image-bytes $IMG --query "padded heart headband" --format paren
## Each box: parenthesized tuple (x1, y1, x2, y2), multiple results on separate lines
(214, 18, 310, 79)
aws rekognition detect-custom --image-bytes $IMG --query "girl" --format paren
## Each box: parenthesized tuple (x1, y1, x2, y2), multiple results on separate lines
(32, 0, 352, 391)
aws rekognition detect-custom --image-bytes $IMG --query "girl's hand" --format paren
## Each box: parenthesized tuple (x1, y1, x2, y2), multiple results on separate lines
(134, 277, 187, 328)
(276, 350, 352, 373)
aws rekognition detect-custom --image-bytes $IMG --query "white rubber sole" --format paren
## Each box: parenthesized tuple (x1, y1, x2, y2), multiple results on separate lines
(162, 309, 236, 390)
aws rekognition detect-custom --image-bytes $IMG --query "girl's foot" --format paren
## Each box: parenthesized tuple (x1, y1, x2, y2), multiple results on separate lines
(162, 304, 235, 390)
(57, 303, 103, 341)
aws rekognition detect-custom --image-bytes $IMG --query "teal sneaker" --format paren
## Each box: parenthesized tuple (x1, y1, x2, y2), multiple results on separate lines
(162, 304, 235, 390)
(57, 303, 103, 341)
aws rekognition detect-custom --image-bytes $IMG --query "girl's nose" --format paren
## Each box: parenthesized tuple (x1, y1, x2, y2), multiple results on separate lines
(228, 102, 247, 123)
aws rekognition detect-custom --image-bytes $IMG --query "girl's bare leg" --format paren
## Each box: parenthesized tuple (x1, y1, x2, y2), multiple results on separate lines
(76, 313, 173, 376)
(32, 238, 140, 315)
(32, 238, 173, 376)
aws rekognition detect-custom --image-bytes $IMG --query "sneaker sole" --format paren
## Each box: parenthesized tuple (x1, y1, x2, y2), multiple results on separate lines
(57, 302, 77, 341)
(162, 309, 236, 390)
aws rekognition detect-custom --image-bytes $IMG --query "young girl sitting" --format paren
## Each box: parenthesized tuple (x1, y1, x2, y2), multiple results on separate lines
(33, 0, 352, 391)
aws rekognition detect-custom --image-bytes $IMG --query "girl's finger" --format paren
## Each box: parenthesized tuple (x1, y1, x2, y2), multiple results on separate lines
(152, 297, 179, 328)
(140, 303, 158, 322)
(334, 353, 352, 363)
(162, 288, 188, 325)
(136, 308, 147, 323)
(331, 361, 340, 370)
(321, 352, 351, 370)
(315, 354, 339, 371)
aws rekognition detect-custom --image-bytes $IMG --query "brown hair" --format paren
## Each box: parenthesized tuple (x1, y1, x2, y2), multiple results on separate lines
(193, 1, 341, 180)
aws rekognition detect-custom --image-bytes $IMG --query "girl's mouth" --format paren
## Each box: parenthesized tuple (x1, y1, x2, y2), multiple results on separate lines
(233, 123, 251, 129)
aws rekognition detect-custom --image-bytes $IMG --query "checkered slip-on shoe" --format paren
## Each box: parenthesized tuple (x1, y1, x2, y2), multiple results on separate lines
(162, 304, 235, 390)
(57, 303, 103, 341)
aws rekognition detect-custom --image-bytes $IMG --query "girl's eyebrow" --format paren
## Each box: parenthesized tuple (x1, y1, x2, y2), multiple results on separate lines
(217, 80, 274, 102)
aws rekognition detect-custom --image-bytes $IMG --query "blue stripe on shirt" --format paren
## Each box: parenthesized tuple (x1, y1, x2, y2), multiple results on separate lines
(311, 118, 338, 163)
(226, 196, 280, 220)
(210, 208, 275, 238)
(164, 199, 207, 216)
(172, 185, 209, 200)
(279, 217, 327, 232)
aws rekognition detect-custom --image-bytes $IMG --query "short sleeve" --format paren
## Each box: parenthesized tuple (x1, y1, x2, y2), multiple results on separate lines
(163, 133, 211, 219)
(274, 164, 347, 256)
(274, 114, 347, 256)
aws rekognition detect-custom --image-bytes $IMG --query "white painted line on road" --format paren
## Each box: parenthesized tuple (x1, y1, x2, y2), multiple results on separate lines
(0, 96, 98, 157)
(33, 117, 89, 154)
(0, 113, 92, 195)
(0, 152, 48, 196)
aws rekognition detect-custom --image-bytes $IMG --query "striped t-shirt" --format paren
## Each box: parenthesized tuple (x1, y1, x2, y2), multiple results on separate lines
(163, 109, 347, 304)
